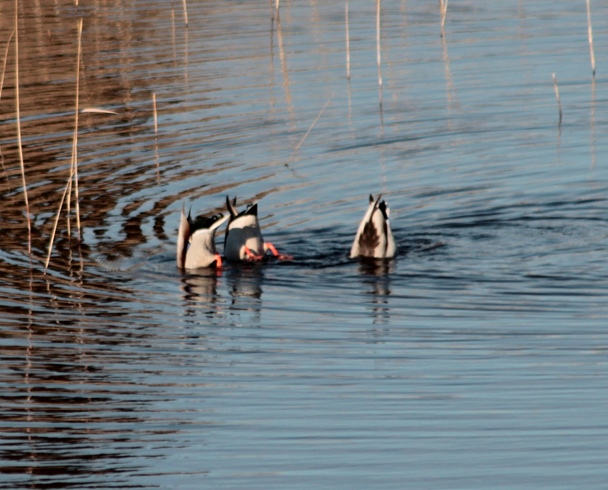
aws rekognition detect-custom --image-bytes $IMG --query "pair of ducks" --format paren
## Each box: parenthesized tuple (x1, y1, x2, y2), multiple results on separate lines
(177, 194, 396, 270)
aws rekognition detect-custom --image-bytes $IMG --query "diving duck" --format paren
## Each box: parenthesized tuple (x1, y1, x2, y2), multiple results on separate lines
(224, 196, 289, 261)
(350, 194, 396, 259)
(177, 206, 229, 269)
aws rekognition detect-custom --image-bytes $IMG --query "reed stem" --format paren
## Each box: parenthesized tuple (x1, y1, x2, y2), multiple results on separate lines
(71, 17, 83, 240)
(14, 0, 31, 254)
(182, 0, 189, 27)
(0, 30, 15, 102)
(376, 0, 382, 107)
(286, 93, 333, 166)
(552, 73, 563, 127)
(45, 163, 77, 272)
(46, 16, 85, 272)
(440, 0, 448, 30)
(345, 1, 351, 80)
(153, 92, 160, 179)
(586, 0, 595, 77)
(153, 92, 158, 138)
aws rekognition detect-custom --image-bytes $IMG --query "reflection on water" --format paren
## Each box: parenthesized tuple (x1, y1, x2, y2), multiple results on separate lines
(2, 0, 608, 488)
(180, 271, 219, 302)
(179, 265, 265, 326)
(358, 259, 393, 324)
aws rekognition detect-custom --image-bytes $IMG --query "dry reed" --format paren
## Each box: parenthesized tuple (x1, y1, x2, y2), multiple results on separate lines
(440, 0, 448, 30)
(81, 108, 118, 114)
(153, 92, 160, 179)
(71, 17, 84, 239)
(376, 0, 382, 107)
(286, 93, 333, 166)
(45, 164, 78, 272)
(182, 0, 189, 27)
(0, 31, 15, 182)
(14, 0, 32, 254)
(345, 1, 351, 80)
(552, 73, 562, 127)
(586, 0, 595, 76)
(45, 18, 83, 271)
(0, 30, 15, 102)
(153, 92, 158, 138)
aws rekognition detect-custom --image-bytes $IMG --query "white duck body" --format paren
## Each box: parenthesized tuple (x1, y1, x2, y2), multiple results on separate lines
(350, 194, 396, 259)
(177, 207, 228, 269)
(223, 197, 266, 261)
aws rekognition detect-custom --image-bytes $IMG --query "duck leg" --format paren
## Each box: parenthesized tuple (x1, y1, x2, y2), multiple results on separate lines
(264, 242, 293, 261)
(244, 245, 266, 261)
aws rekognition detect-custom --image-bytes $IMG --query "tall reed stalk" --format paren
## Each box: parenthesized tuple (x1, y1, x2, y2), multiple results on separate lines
(0, 30, 15, 102)
(552, 73, 563, 127)
(440, 0, 448, 30)
(71, 17, 84, 239)
(586, 0, 595, 76)
(14, 0, 32, 254)
(345, 1, 351, 80)
(286, 93, 333, 166)
(153, 92, 158, 138)
(153, 92, 160, 179)
(182, 0, 189, 27)
(45, 18, 83, 271)
(376, 0, 382, 107)
(45, 164, 77, 272)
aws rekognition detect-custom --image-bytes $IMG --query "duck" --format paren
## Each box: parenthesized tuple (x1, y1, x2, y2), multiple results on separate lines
(349, 194, 396, 259)
(177, 206, 229, 270)
(224, 196, 289, 261)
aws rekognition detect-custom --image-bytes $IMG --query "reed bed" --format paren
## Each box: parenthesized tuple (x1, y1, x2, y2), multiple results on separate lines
(4, 1, 602, 273)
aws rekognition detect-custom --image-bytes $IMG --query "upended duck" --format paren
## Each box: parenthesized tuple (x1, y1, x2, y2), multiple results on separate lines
(350, 194, 396, 259)
(177, 207, 229, 269)
(224, 196, 290, 261)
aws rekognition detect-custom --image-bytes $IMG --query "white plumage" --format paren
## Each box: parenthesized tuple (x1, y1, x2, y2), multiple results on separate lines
(350, 195, 396, 259)
(177, 207, 228, 269)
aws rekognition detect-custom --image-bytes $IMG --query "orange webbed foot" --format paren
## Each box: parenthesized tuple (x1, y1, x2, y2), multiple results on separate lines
(244, 245, 265, 262)
(265, 242, 293, 261)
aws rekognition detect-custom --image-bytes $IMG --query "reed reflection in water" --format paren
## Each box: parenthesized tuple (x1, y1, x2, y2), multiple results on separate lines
(1, 0, 608, 488)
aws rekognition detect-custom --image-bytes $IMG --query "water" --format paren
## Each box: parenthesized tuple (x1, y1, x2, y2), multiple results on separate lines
(1, 1, 608, 488)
